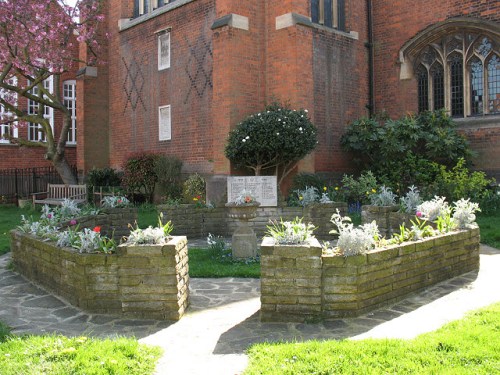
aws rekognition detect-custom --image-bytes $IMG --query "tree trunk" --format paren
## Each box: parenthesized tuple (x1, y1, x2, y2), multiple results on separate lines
(52, 156, 77, 185)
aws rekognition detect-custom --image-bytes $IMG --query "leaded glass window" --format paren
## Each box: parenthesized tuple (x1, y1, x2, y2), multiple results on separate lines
(431, 64, 445, 110)
(414, 31, 499, 117)
(416, 65, 429, 112)
(450, 54, 464, 117)
(488, 54, 500, 114)
(470, 58, 484, 115)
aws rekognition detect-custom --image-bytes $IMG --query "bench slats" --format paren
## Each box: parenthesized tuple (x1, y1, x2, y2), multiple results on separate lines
(32, 184, 87, 206)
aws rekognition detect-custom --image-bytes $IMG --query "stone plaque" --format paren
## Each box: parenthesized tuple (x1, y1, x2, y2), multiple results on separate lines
(227, 176, 278, 207)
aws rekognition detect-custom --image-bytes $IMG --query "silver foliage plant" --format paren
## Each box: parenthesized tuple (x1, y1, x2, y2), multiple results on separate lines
(295, 186, 319, 207)
(369, 185, 397, 206)
(266, 217, 316, 245)
(453, 198, 481, 229)
(416, 196, 450, 222)
(330, 210, 380, 256)
(400, 185, 422, 214)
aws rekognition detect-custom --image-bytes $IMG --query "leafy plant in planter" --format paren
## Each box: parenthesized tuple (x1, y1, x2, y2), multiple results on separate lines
(266, 217, 316, 245)
(225, 102, 317, 188)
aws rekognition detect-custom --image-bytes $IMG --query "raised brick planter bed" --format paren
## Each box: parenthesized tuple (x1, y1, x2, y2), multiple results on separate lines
(260, 228, 480, 322)
(10, 232, 189, 321)
(159, 202, 347, 240)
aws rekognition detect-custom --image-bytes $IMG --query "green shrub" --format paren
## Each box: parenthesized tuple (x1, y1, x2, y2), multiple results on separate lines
(154, 155, 183, 200)
(341, 110, 472, 191)
(121, 153, 159, 203)
(341, 171, 378, 204)
(86, 167, 123, 201)
(224, 102, 317, 187)
(183, 173, 206, 204)
(291, 173, 326, 192)
(431, 158, 495, 202)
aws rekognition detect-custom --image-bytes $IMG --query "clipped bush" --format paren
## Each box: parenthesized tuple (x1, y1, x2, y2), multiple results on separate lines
(155, 155, 183, 200)
(122, 153, 159, 203)
(225, 102, 317, 187)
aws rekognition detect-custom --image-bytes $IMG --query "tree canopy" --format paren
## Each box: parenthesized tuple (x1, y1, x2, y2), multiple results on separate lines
(0, 0, 104, 183)
(225, 103, 318, 186)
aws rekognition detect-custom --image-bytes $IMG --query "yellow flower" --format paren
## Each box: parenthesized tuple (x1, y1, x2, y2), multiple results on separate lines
(372, 188, 376, 193)
(193, 197, 198, 201)
(323, 186, 327, 191)
(366, 191, 369, 195)
(335, 187, 339, 191)
(299, 196, 303, 201)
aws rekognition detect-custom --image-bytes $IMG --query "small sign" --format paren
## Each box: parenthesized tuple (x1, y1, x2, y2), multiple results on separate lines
(227, 176, 278, 207)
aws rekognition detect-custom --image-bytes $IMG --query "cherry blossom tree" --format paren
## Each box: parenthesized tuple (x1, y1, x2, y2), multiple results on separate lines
(0, 0, 104, 184)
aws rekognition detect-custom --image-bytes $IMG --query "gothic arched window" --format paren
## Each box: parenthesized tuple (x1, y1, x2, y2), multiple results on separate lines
(413, 32, 500, 117)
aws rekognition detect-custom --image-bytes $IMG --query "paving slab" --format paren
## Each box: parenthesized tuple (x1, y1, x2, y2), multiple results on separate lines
(0, 244, 499, 375)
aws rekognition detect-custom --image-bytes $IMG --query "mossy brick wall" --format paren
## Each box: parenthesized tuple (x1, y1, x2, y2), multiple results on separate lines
(260, 228, 480, 322)
(260, 237, 323, 322)
(10, 232, 189, 320)
(159, 203, 347, 240)
(361, 205, 400, 238)
(61, 207, 138, 240)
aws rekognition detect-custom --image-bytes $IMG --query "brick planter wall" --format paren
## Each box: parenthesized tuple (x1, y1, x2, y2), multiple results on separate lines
(362, 205, 400, 237)
(159, 203, 347, 240)
(61, 207, 138, 240)
(261, 228, 480, 322)
(10, 232, 189, 320)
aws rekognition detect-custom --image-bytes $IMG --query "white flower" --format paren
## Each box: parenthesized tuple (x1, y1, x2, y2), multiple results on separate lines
(276, 132, 280, 135)
(242, 139, 246, 142)
(257, 113, 261, 116)
(278, 118, 281, 122)
(246, 136, 250, 139)
(304, 109, 308, 113)
(299, 127, 303, 131)
(301, 115, 304, 118)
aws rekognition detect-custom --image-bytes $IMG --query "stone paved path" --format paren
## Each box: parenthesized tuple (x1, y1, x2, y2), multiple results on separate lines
(1, 244, 499, 375)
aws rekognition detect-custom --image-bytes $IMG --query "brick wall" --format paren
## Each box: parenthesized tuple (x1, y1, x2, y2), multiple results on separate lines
(261, 228, 480, 322)
(11, 232, 189, 320)
(370, 1, 500, 178)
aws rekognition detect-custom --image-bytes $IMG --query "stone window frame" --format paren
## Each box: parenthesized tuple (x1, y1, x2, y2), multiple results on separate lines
(158, 104, 171, 141)
(0, 76, 18, 144)
(28, 76, 54, 142)
(311, 0, 346, 31)
(63, 80, 77, 145)
(157, 30, 171, 71)
(399, 17, 500, 118)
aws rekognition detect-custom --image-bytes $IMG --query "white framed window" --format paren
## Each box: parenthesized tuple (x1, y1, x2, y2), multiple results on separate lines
(158, 31, 171, 71)
(0, 77, 18, 143)
(28, 76, 54, 142)
(63, 80, 77, 145)
(159, 105, 171, 141)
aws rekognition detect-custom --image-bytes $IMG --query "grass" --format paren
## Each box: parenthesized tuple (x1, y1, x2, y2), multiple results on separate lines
(245, 302, 500, 375)
(189, 247, 261, 278)
(0, 205, 35, 256)
(0, 327, 162, 375)
(476, 213, 500, 249)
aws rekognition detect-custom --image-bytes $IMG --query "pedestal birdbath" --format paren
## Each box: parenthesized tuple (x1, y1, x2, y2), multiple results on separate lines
(225, 202, 260, 259)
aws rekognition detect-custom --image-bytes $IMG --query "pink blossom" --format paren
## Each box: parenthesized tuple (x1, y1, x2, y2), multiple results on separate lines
(416, 211, 422, 218)
(47, 213, 52, 219)
(70, 219, 77, 225)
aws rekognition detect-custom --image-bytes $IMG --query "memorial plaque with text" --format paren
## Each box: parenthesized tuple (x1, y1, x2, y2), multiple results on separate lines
(227, 176, 278, 207)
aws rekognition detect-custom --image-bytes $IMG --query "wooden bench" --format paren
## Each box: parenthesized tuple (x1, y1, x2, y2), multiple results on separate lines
(32, 184, 87, 206)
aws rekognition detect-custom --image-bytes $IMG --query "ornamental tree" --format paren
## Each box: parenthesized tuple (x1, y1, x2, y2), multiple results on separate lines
(0, 0, 104, 184)
(225, 103, 318, 186)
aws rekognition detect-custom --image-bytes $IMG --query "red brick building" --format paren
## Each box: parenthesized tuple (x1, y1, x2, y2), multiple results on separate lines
(72, 1, 499, 193)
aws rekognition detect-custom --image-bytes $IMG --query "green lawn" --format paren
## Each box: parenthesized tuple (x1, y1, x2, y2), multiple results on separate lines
(189, 247, 261, 278)
(245, 302, 500, 375)
(476, 213, 500, 249)
(0, 205, 35, 256)
(0, 328, 161, 375)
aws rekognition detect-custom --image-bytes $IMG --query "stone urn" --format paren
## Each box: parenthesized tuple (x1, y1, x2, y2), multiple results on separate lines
(225, 202, 260, 259)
